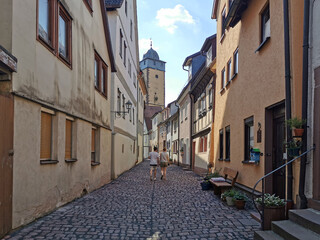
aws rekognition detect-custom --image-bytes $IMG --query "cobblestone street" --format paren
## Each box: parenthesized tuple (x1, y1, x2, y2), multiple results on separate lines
(4, 161, 260, 240)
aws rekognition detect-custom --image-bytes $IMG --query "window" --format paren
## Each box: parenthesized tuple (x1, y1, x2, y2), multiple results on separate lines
(227, 59, 232, 83)
(221, 68, 226, 89)
(261, 4, 270, 43)
(125, 0, 128, 16)
(185, 104, 187, 118)
(130, 20, 133, 41)
(94, 51, 108, 96)
(209, 88, 213, 107)
(199, 137, 204, 153)
(128, 60, 131, 78)
(219, 129, 224, 160)
(199, 135, 208, 153)
(133, 141, 135, 154)
(83, 0, 93, 13)
(117, 88, 121, 112)
(201, 94, 206, 112)
(124, 42, 127, 66)
(234, 48, 239, 75)
(133, 108, 135, 125)
(119, 29, 123, 58)
(225, 126, 230, 161)
(244, 117, 254, 161)
(221, 7, 226, 36)
(40, 111, 53, 159)
(38, 0, 52, 44)
(58, 5, 72, 63)
(37, 0, 72, 66)
(65, 119, 73, 159)
(129, 108, 132, 122)
(155, 75, 158, 79)
(122, 95, 125, 119)
(91, 127, 96, 162)
(133, 73, 136, 87)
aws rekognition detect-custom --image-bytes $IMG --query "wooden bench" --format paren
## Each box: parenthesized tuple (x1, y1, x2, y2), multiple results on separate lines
(209, 167, 238, 195)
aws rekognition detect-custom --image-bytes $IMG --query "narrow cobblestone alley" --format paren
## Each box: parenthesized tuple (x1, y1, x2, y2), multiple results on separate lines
(4, 161, 260, 240)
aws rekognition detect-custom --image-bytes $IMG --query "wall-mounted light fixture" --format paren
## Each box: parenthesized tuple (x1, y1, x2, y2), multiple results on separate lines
(112, 100, 132, 118)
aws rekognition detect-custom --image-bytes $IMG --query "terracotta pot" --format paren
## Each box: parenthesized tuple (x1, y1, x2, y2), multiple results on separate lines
(226, 196, 234, 206)
(293, 128, 304, 137)
(263, 205, 285, 230)
(235, 199, 246, 209)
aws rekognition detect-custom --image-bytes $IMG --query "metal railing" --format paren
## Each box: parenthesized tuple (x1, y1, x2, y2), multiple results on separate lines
(251, 145, 316, 230)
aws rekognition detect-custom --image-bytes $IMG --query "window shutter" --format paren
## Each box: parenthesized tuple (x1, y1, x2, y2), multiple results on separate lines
(65, 119, 72, 159)
(91, 128, 95, 152)
(204, 136, 208, 152)
(40, 112, 52, 159)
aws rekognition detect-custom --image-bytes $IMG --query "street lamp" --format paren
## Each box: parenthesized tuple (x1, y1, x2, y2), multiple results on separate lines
(112, 100, 133, 118)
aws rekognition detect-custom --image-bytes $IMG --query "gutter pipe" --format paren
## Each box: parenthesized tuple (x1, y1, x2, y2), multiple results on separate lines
(299, 0, 310, 209)
(283, 0, 293, 204)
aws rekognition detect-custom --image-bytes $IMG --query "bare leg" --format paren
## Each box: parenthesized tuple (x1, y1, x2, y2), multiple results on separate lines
(150, 168, 153, 180)
(164, 167, 167, 180)
(153, 168, 156, 179)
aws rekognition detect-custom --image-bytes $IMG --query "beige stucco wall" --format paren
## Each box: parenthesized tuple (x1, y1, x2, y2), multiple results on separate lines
(13, 97, 112, 228)
(212, 0, 286, 191)
(5, 0, 114, 228)
(143, 68, 165, 106)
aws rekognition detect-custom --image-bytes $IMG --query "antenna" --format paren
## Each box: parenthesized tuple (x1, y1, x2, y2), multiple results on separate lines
(150, 38, 152, 48)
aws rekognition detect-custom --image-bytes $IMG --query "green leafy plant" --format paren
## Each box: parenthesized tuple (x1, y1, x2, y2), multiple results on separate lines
(255, 193, 285, 207)
(224, 188, 237, 198)
(204, 168, 221, 180)
(233, 191, 248, 201)
(284, 139, 302, 149)
(285, 117, 306, 129)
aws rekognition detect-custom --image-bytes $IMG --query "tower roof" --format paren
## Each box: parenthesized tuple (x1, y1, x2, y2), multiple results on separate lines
(143, 48, 159, 61)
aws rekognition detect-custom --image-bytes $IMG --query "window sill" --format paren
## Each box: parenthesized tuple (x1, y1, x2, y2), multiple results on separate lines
(40, 159, 59, 165)
(185, 117, 188, 121)
(58, 53, 72, 69)
(95, 88, 108, 100)
(83, 0, 93, 15)
(225, 80, 231, 87)
(219, 88, 225, 94)
(208, 105, 213, 110)
(65, 158, 77, 163)
(231, 73, 238, 80)
(242, 160, 258, 165)
(91, 162, 100, 166)
(255, 37, 270, 53)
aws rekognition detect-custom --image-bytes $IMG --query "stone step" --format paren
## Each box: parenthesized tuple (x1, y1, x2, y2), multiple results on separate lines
(272, 220, 320, 240)
(254, 230, 284, 240)
(289, 208, 320, 235)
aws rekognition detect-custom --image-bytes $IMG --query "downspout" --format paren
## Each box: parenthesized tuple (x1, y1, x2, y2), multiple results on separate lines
(283, 0, 293, 205)
(175, 102, 180, 166)
(299, 0, 310, 209)
(190, 93, 194, 169)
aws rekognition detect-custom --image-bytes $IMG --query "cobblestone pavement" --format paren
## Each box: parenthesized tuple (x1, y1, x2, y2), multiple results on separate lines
(4, 161, 260, 240)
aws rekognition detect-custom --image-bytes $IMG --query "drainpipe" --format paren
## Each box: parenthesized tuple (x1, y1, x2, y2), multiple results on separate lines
(190, 93, 193, 169)
(175, 102, 180, 166)
(299, 0, 310, 209)
(283, 0, 293, 205)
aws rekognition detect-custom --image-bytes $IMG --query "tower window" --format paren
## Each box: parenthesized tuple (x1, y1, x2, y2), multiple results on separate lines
(155, 75, 158, 78)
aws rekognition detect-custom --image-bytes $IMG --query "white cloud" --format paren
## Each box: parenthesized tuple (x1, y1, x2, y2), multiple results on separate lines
(156, 4, 195, 34)
(139, 38, 159, 57)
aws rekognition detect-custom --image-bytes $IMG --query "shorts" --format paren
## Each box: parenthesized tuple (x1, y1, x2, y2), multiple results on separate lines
(150, 165, 157, 170)
(160, 162, 168, 168)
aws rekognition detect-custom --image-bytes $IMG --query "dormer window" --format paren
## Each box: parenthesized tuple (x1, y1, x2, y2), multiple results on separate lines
(188, 64, 192, 79)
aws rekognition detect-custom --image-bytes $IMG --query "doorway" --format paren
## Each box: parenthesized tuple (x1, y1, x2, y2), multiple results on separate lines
(265, 102, 286, 199)
(0, 94, 13, 237)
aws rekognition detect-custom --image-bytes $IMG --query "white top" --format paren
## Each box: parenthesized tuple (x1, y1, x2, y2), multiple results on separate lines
(160, 152, 169, 162)
(149, 152, 159, 165)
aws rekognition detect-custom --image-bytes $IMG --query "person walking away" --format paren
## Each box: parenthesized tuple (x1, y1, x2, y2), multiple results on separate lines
(148, 147, 160, 181)
(160, 147, 169, 180)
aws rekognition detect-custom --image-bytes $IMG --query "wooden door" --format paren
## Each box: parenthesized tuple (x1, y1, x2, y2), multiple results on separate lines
(192, 141, 196, 170)
(0, 94, 13, 237)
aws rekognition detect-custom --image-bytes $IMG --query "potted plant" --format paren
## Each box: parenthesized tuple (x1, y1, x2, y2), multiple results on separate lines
(284, 139, 302, 157)
(233, 191, 248, 209)
(221, 192, 226, 202)
(286, 117, 306, 137)
(224, 189, 236, 206)
(255, 193, 286, 230)
(200, 179, 211, 190)
(180, 147, 184, 156)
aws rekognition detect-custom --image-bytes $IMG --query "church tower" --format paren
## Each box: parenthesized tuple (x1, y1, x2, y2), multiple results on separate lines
(139, 43, 166, 107)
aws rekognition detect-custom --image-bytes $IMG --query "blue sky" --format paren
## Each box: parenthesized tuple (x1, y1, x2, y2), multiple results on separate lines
(137, 0, 217, 105)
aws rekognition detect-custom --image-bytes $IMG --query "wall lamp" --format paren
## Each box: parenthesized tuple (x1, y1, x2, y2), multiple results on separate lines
(112, 100, 132, 118)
